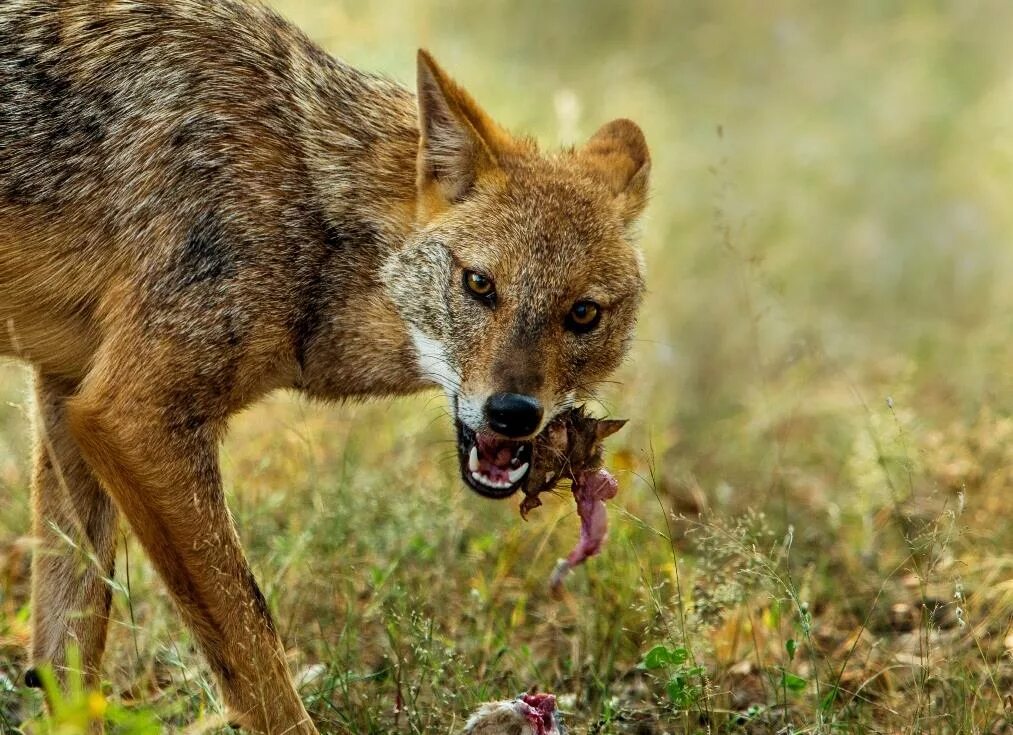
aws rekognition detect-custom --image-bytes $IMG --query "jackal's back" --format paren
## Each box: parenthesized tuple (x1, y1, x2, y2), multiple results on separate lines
(0, 0, 414, 223)
(0, 0, 419, 382)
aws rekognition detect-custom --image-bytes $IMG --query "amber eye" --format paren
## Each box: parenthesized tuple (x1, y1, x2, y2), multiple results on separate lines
(566, 300, 601, 333)
(463, 270, 496, 304)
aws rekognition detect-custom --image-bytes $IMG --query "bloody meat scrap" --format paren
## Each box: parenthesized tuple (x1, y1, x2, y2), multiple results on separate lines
(520, 407, 626, 590)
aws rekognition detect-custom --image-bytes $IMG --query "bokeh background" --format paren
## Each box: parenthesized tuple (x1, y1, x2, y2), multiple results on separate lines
(2, 1, 1012, 732)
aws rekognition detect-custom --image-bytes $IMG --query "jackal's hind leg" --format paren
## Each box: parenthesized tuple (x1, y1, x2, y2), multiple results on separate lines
(29, 372, 119, 692)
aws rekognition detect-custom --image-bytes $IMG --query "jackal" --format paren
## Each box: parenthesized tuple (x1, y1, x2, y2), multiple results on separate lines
(0, 0, 650, 731)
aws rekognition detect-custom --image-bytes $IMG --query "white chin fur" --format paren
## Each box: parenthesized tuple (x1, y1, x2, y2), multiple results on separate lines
(409, 328, 460, 398)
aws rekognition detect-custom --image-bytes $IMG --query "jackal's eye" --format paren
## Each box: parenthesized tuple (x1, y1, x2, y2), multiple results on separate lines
(566, 300, 601, 333)
(463, 270, 496, 305)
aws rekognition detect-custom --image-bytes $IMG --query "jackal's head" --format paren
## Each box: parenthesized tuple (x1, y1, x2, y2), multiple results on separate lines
(384, 51, 649, 499)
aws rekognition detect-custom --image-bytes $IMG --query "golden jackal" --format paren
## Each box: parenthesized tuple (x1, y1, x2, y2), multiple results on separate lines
(0, 0, 650, 731)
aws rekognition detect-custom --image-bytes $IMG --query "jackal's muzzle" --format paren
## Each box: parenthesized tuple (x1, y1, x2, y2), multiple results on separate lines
(456, 421, 533, 498)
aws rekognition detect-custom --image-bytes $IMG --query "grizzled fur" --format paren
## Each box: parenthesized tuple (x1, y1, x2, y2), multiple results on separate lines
(0, 1, 650, 732)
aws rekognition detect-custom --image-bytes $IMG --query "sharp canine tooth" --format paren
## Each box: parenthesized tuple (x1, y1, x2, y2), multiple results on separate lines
(508, 462, 529, 484)
(468, 445, 479, 472)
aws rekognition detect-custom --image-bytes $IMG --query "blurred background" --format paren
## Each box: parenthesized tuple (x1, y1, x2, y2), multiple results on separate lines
(2, 2, 1012, 732)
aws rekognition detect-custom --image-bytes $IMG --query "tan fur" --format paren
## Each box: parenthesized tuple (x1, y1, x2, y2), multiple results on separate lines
(0, 1, 649, 732)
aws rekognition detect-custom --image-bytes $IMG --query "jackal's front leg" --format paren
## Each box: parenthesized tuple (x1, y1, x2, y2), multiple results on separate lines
(66, 360, 316, 734)
(29, 372, 118, 692)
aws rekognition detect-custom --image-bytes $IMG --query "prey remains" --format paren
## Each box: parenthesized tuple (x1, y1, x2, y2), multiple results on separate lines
(519, 407, 626, 590)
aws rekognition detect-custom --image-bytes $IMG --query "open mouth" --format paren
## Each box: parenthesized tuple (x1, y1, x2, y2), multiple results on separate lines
(456, 421, 532, 498)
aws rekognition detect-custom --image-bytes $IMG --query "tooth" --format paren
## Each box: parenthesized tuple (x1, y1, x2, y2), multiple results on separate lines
(472, 471, 504, 489)
(508, 462, 529, 484)
(468, 445, 479, 472)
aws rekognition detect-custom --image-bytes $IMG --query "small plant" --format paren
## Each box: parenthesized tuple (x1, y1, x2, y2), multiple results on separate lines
(21, 649, 160, 735)
(640, 644, 706, 710)
(780, 638, 807, 696)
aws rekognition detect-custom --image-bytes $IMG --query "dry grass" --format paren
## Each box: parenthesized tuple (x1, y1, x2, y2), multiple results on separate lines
(2, 2, 1012, 733)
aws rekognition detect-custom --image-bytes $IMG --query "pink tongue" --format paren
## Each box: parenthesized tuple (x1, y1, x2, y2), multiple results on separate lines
(476, 432, 516, 482)
(550, 468, 618, 590)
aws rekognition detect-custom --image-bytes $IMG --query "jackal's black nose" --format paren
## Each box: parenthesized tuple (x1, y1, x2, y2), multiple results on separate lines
(485, 393, 543, 438)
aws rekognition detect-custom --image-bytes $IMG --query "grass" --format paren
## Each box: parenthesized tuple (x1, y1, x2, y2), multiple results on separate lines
(2, 1, 1013, 733)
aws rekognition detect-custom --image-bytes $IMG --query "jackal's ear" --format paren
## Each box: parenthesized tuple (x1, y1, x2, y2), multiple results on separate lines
(416, 49, 506, 204)
(579, 119, 651, 226)
(595, 418, 628, 442)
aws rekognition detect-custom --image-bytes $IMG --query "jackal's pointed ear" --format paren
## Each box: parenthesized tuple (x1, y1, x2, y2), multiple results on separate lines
(579, 119, 651, 227)
(595, 418, 628, 442)
(416, 50, 506, 204)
